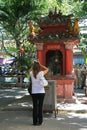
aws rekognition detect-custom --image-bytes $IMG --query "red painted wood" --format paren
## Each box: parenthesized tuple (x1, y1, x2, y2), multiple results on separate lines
(56, 78, 74, 98)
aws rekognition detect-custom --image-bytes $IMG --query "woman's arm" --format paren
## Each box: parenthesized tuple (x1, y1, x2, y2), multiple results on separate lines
(38, 60, 49, 75)
(29, 67, 32, 71)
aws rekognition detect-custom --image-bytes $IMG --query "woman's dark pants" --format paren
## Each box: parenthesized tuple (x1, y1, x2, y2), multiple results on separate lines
(32, 93, 45, 125)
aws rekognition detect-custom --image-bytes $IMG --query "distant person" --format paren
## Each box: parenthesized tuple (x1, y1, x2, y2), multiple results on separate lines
(73, 66, 78, 89)
(0, 67, 2, 75)
(77, 65, 82, 89)
(30, 60, 49, 125)
(81, 66, 86, 89)
(74, 64, 82, 89)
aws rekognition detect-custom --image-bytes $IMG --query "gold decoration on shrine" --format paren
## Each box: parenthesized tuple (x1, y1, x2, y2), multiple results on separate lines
(28, 21, 39, 38)
(73, 18, 79, 35)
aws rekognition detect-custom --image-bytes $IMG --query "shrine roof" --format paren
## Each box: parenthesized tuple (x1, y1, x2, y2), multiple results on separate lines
(28, 8, 80, 45)
(37, 10, 72, 27)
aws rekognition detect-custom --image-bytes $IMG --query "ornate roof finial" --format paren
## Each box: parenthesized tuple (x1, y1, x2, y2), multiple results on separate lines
(49, 10, 53, 17)
(54, 7, 57, 14)
(58, 10, 62, 16)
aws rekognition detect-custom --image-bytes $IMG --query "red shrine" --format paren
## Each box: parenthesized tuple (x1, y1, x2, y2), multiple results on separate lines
(28, 8, 79, 102)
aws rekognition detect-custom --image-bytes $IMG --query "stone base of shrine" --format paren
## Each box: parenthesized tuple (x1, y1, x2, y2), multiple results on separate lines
(57, 97, 76, 103)
(47, 75, 75, 103)
(56, 76, 76, 103)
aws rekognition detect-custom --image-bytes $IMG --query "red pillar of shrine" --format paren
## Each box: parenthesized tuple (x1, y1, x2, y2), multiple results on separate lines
(65, 49, 73, 75)
(65, 42, 73, 75)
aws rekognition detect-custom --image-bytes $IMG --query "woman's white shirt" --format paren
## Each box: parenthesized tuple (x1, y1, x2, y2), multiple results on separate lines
(30, 71, 45, 94)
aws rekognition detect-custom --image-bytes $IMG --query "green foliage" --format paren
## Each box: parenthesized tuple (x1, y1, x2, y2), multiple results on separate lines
(11, 42, 36, 75)
(0, 0, 47, 74)
(0, 0, 87, 66)
(77, 33, 87, 63)
(0, 0, 48, 48)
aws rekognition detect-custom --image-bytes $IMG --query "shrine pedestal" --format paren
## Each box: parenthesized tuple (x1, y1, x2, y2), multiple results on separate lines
(56, 76, 76, 103)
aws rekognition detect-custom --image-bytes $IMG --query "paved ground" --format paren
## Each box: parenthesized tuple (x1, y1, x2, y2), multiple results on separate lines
(0, 110, 87, 130)
(0, 87, 87, 130)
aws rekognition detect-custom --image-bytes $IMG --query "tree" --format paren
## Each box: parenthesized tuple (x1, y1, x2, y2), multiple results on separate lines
(72, 1, 87, 64)
(0, 0, 47, 49)
(0, 0, 49, 73)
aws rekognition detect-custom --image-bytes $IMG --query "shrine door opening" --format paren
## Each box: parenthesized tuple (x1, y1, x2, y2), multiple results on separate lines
(46, 50, 63, 75)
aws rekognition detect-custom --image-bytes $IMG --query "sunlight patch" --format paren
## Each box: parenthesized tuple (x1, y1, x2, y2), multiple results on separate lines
(68, 112, 87, 119)
(15, 96, 23, 99)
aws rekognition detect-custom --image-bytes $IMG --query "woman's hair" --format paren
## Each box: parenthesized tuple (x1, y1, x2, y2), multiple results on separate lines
(32, 61, 40, 78)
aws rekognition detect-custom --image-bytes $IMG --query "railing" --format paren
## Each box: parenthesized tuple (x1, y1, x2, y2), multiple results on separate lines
(0, 75, 29, 87)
